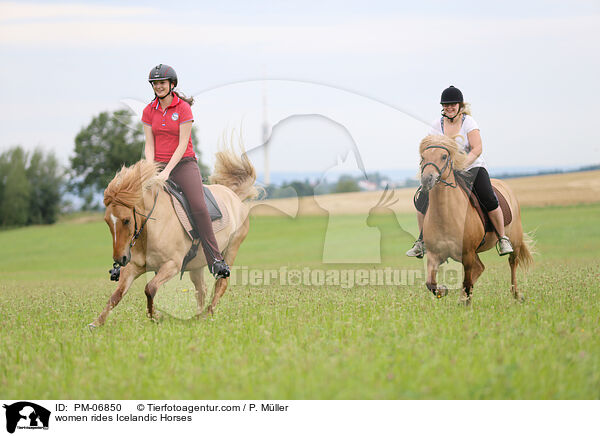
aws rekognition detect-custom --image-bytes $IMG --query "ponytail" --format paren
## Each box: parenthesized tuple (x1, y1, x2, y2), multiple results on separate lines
(459, 102, 472, 116)
(173, 90, 194, 106)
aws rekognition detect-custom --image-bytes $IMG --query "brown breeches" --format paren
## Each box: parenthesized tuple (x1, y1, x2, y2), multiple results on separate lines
(164, 157, 223, 266)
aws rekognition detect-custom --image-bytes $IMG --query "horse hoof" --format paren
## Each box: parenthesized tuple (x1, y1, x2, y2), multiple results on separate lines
(195, 310, 210, 320)
(435, 285, 448, 298)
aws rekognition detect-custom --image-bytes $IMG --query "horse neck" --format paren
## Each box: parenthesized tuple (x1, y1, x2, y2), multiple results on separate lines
(137, 184, 161, 210)
(129, 186, 165, 253)
(428, 172, 467, 219)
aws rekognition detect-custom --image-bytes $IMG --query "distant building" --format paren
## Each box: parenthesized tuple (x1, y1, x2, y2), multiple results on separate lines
(358, 180, 378, 191)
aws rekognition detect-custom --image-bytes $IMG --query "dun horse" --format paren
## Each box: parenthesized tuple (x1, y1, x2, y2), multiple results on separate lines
(418, 135, 534, 303)
(89, 149, 258, 328)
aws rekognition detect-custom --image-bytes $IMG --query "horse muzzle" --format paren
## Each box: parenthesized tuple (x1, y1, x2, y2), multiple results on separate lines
(113, 250, 131, 267)
(420, 172, 438, 192)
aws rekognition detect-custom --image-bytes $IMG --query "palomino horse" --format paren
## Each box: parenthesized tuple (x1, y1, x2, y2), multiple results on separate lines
(418, 134, 534, 304)
(89, 149, 258, 328)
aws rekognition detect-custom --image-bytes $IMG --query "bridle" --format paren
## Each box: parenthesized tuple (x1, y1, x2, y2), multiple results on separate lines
(108, 191, 159, 281)
(420, 145, 457, 189)
(130, 191, 159, 249)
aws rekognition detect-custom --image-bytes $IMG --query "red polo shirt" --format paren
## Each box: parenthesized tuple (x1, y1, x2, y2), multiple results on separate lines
(141, 94, 196, 163)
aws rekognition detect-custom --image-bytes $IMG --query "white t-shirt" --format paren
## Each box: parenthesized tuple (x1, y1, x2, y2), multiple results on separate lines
(430, 114, 486, 170)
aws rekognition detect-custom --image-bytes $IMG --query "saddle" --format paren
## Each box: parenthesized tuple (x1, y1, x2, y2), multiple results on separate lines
(164, 179, 227, 278)
(164, 179, 223, 240)
(455, 172, 512, 235)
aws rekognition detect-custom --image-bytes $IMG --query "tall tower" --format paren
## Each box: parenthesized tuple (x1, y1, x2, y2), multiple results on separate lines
(262, 76, 271, 186)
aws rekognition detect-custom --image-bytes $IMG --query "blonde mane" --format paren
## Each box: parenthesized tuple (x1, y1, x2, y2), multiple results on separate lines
(104, 160, 163, 207)
(419, 134, 468, 171)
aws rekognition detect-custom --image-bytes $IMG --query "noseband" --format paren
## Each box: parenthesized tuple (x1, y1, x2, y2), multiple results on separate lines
(420, 145, 457, 189)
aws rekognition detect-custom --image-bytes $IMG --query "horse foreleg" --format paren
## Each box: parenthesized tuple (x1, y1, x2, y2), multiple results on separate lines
(425, 255, 447, 298)
(144, 261, 179, 321)
(461, 253, 476, 306)
(189, 267, 207, 317)
(90, 263, 145, 329)
(463, 253, 484, 305)
(508, 252, 523, 302)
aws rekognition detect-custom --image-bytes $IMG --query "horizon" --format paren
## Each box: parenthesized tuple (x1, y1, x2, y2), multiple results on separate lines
(1, 1, 599, 178)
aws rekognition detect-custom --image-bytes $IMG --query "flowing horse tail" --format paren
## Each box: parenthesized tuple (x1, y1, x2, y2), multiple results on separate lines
(209, 148, 261, 202)
(517, 231, 536, 272)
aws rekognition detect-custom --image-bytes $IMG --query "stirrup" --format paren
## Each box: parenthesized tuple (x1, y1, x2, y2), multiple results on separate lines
(211, 260, 230, 279)
(406, 239, 425, 259)
(496, 236, 514, 256)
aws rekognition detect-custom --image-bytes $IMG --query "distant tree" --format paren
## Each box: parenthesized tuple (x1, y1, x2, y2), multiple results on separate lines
(266, 179, 315, 199)
(191, 127, 211, 178)
(80, 187, 102, 211)
(70, 110, 144, 195)
(26, 149, 63, 224)
(287, 180, 314, 197)
(334, 175, 360, 193)
(0, 147, 31, 227)
(70, 109, 210, 193)
(0, 146, 64, 227)
(0, 151, 8, 211)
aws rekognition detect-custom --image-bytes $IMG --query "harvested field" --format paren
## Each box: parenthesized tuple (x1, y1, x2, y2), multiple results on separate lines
(250, 170, 600, 216)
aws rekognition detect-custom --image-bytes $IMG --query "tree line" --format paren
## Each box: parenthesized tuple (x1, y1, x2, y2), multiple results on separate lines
(0, 109, 208, 228)
(4, 108, 597, 229)
(0, 147, 62, 227)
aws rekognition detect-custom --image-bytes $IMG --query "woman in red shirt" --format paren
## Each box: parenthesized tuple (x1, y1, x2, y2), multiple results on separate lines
(142, 64, 230, 279)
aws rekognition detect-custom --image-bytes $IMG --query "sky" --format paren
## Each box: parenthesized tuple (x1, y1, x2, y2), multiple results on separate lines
(1, 0, 599, 182)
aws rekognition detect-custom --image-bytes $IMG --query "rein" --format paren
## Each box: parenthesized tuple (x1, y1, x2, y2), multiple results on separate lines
(420, 145, 457, 189)
(108, 191, 159, 282)
(130, 191, 159, 249)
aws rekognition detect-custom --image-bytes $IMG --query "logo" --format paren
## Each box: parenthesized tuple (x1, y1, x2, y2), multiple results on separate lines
(3, 402, 50, 434)
(171, 112, 179, 121)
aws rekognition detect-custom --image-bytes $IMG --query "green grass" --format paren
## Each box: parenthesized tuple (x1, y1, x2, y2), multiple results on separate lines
(0, 204, 599, 399)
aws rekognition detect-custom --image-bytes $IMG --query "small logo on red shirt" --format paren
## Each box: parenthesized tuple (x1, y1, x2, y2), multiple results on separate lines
(172, 112, 179, 121)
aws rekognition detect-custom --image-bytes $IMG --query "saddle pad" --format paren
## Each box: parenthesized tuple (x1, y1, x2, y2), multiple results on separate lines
(494, 187, 512, 227)
(166, 186, 230, 240)
(165, 179, 222, 221)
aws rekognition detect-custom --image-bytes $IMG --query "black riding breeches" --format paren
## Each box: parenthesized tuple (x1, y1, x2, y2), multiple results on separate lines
(468, 167, 499, 211)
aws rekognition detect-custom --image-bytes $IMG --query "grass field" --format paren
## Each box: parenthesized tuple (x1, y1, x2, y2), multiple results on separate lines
(0, 204, 599, 399)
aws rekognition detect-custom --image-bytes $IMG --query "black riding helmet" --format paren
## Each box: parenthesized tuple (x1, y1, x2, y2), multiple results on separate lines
(148, 64, 178, 88)
(440, 85, 463, 104)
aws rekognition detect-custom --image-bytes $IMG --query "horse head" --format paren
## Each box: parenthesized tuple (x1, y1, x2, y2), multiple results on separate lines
(419, 134, 467, 191)
(103, 160, 161, 267)
(104, 201, 135, 266)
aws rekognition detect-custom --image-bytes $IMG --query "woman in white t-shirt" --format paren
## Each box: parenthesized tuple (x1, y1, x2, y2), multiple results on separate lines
(406, 85, 514, 258)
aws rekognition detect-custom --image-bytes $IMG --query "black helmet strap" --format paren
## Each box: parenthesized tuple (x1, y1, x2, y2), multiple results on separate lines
(441, 107, 460, 121)
(152, 80, 175, 101)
